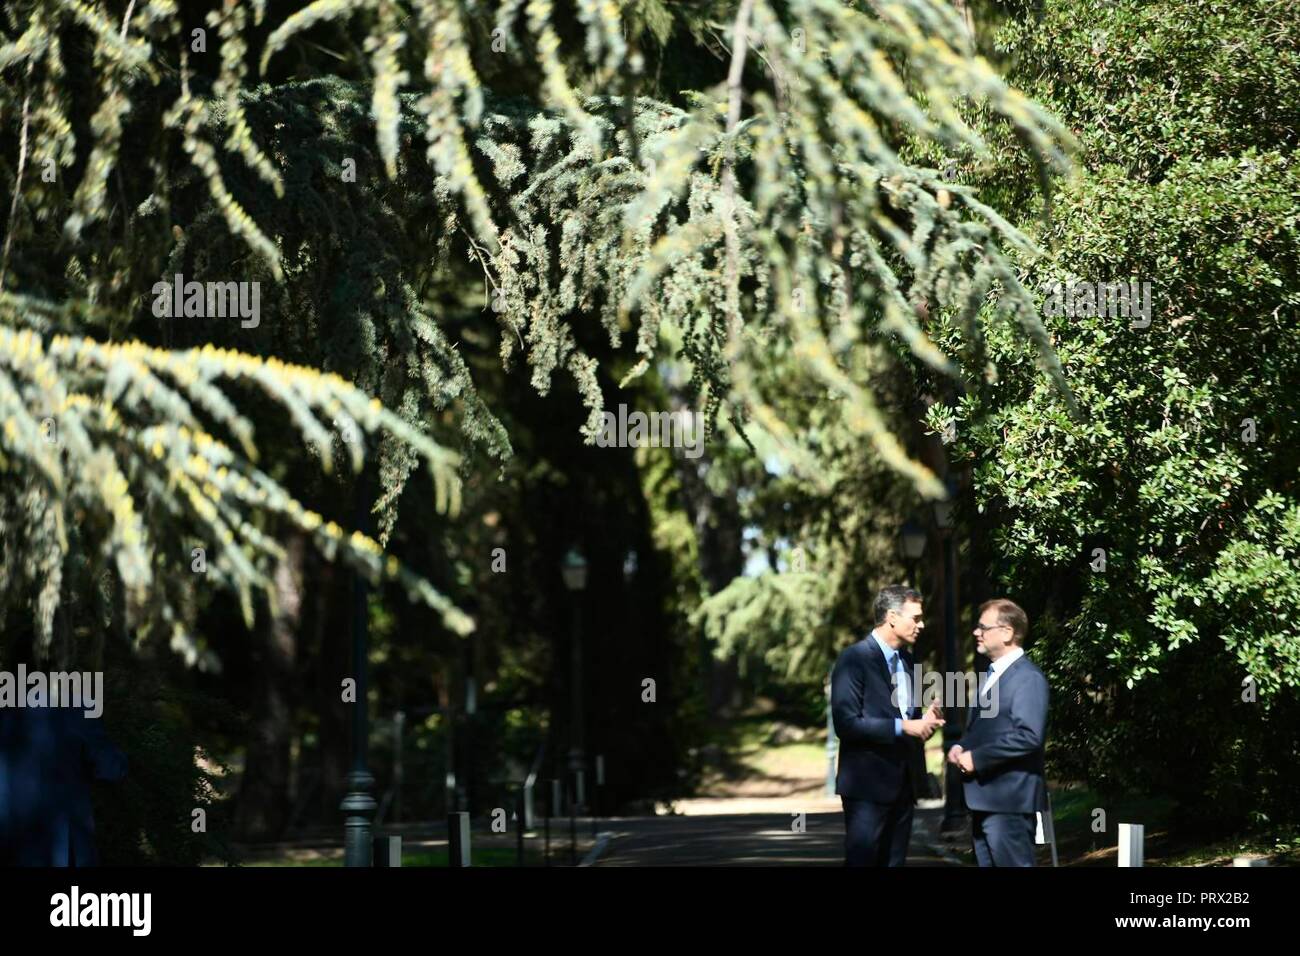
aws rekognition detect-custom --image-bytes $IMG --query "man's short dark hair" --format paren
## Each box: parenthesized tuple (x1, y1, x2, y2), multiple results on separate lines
(979, 598, 1029, 644)
(874, 585, 922, 625)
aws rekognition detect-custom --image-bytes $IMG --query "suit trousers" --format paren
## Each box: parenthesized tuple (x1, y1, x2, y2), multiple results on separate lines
(842, 788, 914, 867)
(971, 810, 1037, 867)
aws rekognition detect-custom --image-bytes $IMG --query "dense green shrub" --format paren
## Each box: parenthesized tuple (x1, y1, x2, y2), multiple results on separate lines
(934, 0, 1300, 828)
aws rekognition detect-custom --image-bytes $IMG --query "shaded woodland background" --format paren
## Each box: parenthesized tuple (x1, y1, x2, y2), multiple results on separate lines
(0, 0, 1296, 863)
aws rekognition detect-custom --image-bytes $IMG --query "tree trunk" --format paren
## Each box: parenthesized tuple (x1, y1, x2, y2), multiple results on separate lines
(234, 533, 303, 840)
(314, 554, 352, 826)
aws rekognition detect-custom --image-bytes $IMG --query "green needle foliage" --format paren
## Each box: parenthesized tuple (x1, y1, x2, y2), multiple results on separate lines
(0, 305, 470, 665)
(1, 0, 1071, 659)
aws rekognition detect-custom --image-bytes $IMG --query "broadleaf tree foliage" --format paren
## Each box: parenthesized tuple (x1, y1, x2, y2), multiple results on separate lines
(928, 0, 1300, 826)
(0, 0, 1071, 659)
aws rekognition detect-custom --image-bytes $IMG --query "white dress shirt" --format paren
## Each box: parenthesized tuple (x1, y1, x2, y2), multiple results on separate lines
(981, 645, 1025, 698)
(871, 630, 910, 718)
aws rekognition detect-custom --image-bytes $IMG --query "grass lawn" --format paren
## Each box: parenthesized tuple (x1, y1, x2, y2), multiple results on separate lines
(1047, 784, 1300, 866)
(693, 700, 831, 798)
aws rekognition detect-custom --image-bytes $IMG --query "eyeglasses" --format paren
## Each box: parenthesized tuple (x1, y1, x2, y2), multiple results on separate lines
(973, 622, 1009, 634)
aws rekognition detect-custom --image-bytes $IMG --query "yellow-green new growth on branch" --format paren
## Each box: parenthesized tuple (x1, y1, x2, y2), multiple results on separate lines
(0, 302, 471, 665)
(0, 0, 1078, 661)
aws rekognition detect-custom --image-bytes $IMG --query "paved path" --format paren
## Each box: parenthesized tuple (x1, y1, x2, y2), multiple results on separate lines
(591, 800, 964, 866)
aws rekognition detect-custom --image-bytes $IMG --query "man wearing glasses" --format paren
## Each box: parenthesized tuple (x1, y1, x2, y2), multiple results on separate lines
(947, 598, 1050, 867)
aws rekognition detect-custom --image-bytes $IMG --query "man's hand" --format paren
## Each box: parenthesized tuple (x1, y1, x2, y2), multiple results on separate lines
(903, 713, 944, 740)
(947, 744, 975, 775)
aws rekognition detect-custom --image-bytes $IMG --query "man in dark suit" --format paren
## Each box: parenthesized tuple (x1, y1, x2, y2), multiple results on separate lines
(947, 598, 1049, 867)
(831, 585, 943, 866)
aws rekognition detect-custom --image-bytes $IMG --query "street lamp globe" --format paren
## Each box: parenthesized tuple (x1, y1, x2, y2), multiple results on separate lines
(561, 548, 588, 591)
(899, 519, 927, 560)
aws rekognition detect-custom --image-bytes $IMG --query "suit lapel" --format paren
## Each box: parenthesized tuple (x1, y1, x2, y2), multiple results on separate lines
(900, 648, 918, 719)
(969, 655, 1024, 730)
(868, 636, 919, 719)
(984, 654, 1024, 706)
(866, 635, 893, 688)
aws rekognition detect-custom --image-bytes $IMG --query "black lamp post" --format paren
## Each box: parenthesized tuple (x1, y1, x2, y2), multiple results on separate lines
(464, 658, 477, 816)
(561, 549, 588, 805)
(934, 480, 967, 833)
(341, 476, 376, 866)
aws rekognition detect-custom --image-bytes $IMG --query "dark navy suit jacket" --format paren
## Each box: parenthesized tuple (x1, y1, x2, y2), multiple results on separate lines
(961, 654, 1049, 813)
(831, 637, 926, 803)
(0, 707, 127, 866)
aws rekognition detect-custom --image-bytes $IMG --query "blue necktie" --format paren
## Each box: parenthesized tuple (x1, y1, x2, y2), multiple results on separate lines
(892, 653, 910, 716)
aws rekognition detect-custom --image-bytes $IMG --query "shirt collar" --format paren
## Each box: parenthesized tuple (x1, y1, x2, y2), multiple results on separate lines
(870, 630, 900, 663)
(990, 646, 1025, 676)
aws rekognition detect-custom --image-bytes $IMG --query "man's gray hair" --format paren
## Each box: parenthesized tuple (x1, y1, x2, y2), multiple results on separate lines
(874, 585, 922, 625)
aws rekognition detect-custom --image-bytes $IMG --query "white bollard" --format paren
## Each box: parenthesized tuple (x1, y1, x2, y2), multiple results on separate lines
(373, 835, 402, 867)
(1118, 823, 1144, 867)
(523, 780, 535, 830)
(448, 811, 471, 867)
